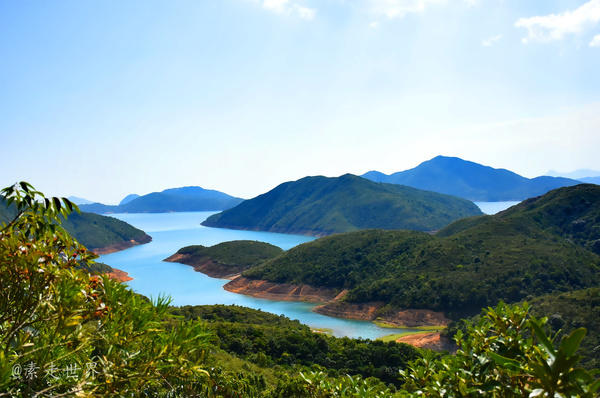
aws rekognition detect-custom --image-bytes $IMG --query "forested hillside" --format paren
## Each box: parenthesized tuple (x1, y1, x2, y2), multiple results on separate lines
(203, 174, 481, 236)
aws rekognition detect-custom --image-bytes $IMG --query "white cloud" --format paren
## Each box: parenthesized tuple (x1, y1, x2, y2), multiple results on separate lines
(515, 0, 600, 43)
(369, 0, 447, 19)
(591, 33, 600, 46)
(260, 0, 316, 20)
(368, 0, 476, 19)
(481, 34, 502, 47)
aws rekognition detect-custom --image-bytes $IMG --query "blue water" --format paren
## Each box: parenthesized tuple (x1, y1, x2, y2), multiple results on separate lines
(474, 201, 520, 215)
(98, 212, 417, 339)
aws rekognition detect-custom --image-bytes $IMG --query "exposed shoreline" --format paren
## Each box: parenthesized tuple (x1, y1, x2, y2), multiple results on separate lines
(89, 235, 152, 255)
(164, 253, 243, 279)
(90, 236, 152, 282)
(223, 276, 451, 329)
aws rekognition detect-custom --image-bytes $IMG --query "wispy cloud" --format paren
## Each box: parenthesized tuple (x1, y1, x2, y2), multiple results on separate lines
(369, 0, 446, 19)
(515, 0, 600, 43)
(481, 34, 502, 47)
(591, 33, 600, 46)
(368, 0, 476, 19)
(260, 0, 316, 20)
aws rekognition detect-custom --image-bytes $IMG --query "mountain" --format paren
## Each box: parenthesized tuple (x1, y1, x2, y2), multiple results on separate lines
(580, 176, 600, 185)
(119, 193, 140, 205)
(67, 195, 94, 205)
(0, 201, 151, 253)
(546, 169, 600, 179)
(80, 186, 243, 214)
(202, 174, 482, 236)
(236, 184, 600, 321)
(362, 155, 581, 201)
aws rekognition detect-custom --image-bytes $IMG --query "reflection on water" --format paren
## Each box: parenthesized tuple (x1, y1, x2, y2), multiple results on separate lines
(99, 212, 418, 339)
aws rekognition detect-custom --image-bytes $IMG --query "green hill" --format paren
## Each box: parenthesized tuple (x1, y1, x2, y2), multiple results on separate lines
(1, 201, 151, 252)
(202, 174, 482, 236)
(243, 184, 600, 319)
(166, 240, 283, 277)
(362, 155, 580, 201)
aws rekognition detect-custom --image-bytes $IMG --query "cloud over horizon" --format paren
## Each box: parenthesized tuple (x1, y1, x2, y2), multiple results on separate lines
(515, 0, 600, 44)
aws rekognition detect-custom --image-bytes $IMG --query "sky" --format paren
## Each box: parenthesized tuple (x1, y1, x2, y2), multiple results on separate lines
(1, 0, 599, 203)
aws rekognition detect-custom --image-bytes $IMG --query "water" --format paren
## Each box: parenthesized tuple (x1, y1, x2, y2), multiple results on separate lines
(474, 201, 520, 215)
(98, 212, 418, 339)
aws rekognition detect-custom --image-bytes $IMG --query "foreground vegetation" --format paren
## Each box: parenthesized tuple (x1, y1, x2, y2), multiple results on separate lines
(2, 182, 599, 397)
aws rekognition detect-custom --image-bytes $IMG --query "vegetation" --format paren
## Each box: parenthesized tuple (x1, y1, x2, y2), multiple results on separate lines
(362, 155, 580, 201)
(244, 185, 600, 319)
(171, 305, 421, 387)
(1, 182, 599, 397)
(1, 199, 150, 251)
(170, 241, 283, 274)
(80, 186, 243, 214)
(529, 288, 600, 369)
(202, 174, 482, 236)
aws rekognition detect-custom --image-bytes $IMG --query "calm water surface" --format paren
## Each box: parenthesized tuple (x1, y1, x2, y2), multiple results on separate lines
(475, 201, 520, 215)
(98, 212, 418, 339)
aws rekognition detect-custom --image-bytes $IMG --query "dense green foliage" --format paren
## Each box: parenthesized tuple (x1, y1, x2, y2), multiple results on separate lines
(81, 186, 243, 214)
(172, 240, 283, 272)
(245, 185, 600, 319)
(0, 183, 212, 396)
(362, 155, 580, 201)
(172, 305, 421, 387)
(203, 174, 481, 236)
(529, 288, 600, 369)
(397, 302, 600, 397)
(1, 182, 599, 397)
(0, 199, 150, 251)
(496, 184, 600, 254)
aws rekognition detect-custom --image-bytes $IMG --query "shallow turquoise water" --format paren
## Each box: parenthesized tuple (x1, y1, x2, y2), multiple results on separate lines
(98, 212, 418, 339)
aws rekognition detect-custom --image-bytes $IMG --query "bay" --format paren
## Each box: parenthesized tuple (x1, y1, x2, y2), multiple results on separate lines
(98, 212, 419, 339)
(475, 201, 520, 215)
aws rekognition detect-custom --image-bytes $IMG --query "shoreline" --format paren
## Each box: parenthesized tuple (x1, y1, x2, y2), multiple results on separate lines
(91, 236, 153, 282)
(223, 276, 451, 329)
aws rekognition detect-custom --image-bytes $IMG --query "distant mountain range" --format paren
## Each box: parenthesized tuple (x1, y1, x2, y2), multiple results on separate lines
(545, 169, 600, 179)
(67, 196, 95, 205)
(579, 176, 600, 185)
(119, 193, 140, 205)
(362, 156, 581, 201)
(80, 186, 243, 214)
(202, 174, 482, 236)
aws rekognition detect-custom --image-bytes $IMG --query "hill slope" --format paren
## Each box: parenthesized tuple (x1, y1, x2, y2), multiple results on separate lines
(165, 240, 283, 278)
(362, 155, 580, 201)
(0, 202, 151, 253)
(81, 186, 243, 214)
(237, 184, 600, 320)
(202, 174, 482, 236)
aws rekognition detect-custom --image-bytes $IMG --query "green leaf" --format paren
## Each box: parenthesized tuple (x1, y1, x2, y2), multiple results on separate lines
(559, 328, 586, 358)
(530, 319, 556, 358)
(488, 352, 523, 371)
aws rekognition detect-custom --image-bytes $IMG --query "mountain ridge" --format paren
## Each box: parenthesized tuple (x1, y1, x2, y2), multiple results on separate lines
(81, 185, 243, 214)
(202, 173, 482, 236)
(362, 155, 581, 201)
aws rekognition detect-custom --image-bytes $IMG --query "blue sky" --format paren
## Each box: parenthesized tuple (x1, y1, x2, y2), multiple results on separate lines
(1, 0, 599, 203)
